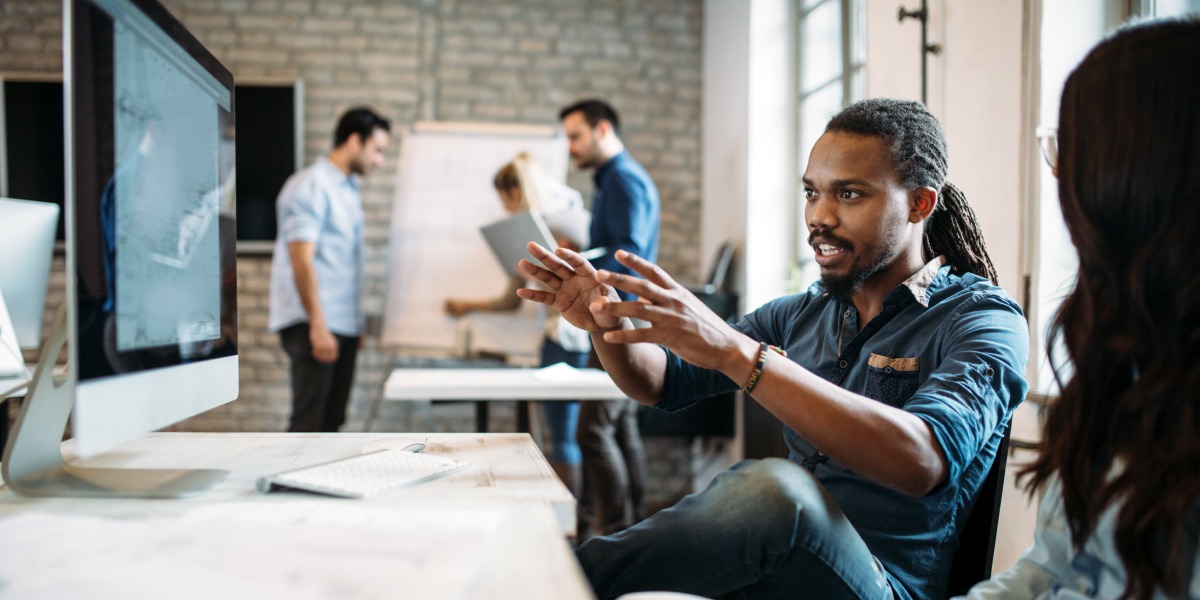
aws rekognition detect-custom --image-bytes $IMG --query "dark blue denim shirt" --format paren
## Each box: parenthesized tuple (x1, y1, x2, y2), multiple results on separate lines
(589, 151, 660, 301)
(658, 257, 1030, 600)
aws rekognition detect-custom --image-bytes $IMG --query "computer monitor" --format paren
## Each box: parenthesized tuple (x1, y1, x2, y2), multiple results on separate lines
(0, 198, 59, 350)
(1, 0, 238, 497)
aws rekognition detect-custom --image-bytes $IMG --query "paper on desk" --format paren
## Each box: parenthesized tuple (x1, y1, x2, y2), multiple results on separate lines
(0, 506, 505, 600)
(533, 361, 612, 384)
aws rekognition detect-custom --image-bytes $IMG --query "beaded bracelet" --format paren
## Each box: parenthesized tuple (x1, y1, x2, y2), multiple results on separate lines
(743, 342, 786, 395)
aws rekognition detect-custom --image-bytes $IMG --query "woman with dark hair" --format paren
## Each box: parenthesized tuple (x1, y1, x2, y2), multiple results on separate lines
(960, 17, 1200, 600)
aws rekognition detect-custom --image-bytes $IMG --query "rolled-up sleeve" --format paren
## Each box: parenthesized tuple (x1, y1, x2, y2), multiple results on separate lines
(905, 292, 1029, 487)
(657, 350, 739, 412)
(278, 179, 326, 244)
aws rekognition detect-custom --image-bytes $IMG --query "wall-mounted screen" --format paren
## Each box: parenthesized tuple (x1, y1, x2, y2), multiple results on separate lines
(233, 82, 302, 245)
(1, 77, 301, 247)
(1, 78, 67, 240)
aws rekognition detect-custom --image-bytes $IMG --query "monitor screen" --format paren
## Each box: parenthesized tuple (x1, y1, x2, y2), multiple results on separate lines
(69, 0, 237, 456)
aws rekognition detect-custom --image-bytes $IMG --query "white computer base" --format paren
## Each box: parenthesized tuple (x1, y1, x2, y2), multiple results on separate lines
(1, 305, 228, 498)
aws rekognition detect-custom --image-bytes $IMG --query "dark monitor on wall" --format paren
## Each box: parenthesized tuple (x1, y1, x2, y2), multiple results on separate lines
(234, 82, 302, 246)
(0, 77, 67, 240)
(2, 0, 239, 498)
(1, 77, 299, 248)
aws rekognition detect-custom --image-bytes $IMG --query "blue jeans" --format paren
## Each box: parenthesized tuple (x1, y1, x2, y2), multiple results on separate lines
(539, 338, 588, 465)
(575, 458, 897, 600)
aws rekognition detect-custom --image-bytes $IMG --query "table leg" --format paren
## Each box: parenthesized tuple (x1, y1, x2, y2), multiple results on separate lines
(516, 400, 530, 433)
(476, 402, 489, 432)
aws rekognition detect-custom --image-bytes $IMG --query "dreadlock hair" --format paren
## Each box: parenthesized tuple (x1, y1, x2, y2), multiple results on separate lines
(825, 99, 999, 284)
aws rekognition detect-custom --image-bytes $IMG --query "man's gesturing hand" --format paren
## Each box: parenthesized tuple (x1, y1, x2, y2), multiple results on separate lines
(515, 242, 625, 333)
(590, 249, 754, 374)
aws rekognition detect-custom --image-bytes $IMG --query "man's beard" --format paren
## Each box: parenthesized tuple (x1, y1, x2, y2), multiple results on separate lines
(571, 144, 604, 170)
(821, 266, 875, 302)
(572, 154, 597, 170)
(813, 229, 899, 302)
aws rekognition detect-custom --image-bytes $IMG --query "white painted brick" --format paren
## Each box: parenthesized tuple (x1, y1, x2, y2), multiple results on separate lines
(235, 15, 301, 31)
(227, 47, 290, 64)
(273, 32, 336, 49)
(301, 17, 357, 34)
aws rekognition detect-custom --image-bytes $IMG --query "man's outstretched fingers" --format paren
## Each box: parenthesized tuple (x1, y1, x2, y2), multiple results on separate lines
(601, 326, 655, 345)
(554, 246, 598, 276)
(526, 242, 578, 280)
(516, 288, 554, 304)
(596, 270, 668, 305)
(518, 259, 562, 290)
(614, 249, 676, 288)
(592, 299, 667, 322)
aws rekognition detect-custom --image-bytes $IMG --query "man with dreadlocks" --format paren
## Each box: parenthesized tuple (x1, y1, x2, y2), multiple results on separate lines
(516, 98, 1029, 600)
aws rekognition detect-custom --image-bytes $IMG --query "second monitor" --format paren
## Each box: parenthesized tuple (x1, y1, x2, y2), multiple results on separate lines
(2, 0, 238, 498)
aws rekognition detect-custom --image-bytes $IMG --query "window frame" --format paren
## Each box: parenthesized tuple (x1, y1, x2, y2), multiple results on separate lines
(791, 0, 866, 289)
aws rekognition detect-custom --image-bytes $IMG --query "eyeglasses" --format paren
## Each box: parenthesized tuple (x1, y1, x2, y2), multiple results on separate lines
(1036, 126, 1058, 171)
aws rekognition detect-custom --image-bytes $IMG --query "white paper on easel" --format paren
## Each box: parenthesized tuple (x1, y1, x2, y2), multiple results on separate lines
(380, 123, 570, 355)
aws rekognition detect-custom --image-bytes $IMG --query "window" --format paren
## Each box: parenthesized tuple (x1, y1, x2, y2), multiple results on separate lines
(792, 0, 865, 289)
(1029, 0, 1197, 394)
(1132, 0, 1200, 17)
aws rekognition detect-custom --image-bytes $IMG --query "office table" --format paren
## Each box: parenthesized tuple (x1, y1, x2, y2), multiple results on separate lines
(0, 432, 592, 600)
(379, 366, 627, 432)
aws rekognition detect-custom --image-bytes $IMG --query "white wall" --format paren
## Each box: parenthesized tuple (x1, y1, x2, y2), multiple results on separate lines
(701, 0, 795, 313)
(702, 0, 796, 468)
(700, 0, 750, 299)
(866, 0, 1027, 297)
(744, 1, 798, 311)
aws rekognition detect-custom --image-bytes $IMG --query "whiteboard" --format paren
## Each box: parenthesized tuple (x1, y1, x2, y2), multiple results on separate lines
(381, 123, 570, 354)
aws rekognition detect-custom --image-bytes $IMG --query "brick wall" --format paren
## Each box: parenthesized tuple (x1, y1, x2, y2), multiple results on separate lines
(1, 0, 705, 507)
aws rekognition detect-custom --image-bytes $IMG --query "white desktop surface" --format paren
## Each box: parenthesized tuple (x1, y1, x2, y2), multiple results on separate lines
(0, 432, 592, 600)
(384, 367, 627, 401)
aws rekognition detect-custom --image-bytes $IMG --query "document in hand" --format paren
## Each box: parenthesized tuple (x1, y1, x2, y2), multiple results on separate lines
(480, 210, 559, 278)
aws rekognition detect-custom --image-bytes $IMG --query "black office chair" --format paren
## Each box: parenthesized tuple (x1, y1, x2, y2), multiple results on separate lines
(944, 427, 1012, 597)
(684, 241, 737, 321)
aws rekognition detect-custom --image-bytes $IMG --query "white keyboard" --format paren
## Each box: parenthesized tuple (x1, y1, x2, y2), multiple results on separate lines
(257, 449, 471, 498)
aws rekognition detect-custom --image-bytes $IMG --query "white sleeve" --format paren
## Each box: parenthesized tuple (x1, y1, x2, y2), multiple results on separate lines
(954, 478, 1074, 600)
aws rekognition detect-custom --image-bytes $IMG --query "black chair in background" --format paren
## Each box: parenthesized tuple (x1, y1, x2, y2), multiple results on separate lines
(945, 427, 1012, 597)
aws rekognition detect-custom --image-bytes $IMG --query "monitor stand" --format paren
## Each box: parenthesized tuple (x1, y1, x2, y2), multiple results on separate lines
(1, 305, 228, 498)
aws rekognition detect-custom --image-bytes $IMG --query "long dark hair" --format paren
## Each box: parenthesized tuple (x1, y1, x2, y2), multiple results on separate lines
(1022, 17, 1200, 600)
(826, 99, 999, 284)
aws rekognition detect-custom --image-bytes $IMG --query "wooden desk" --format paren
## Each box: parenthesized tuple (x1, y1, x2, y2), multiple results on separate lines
(0, 432, 592, 599)
(379, 367, 627, 432)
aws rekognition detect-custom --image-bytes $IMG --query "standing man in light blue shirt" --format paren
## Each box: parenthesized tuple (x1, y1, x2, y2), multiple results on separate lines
(268, 107, 391, 432)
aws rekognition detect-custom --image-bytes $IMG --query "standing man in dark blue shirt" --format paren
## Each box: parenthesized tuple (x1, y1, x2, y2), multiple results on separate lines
(559, 99, 660, 540)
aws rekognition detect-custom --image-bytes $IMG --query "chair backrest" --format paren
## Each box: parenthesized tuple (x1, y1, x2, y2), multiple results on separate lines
(944, 427, 1011, 598)
(706, 241, 736, 291)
